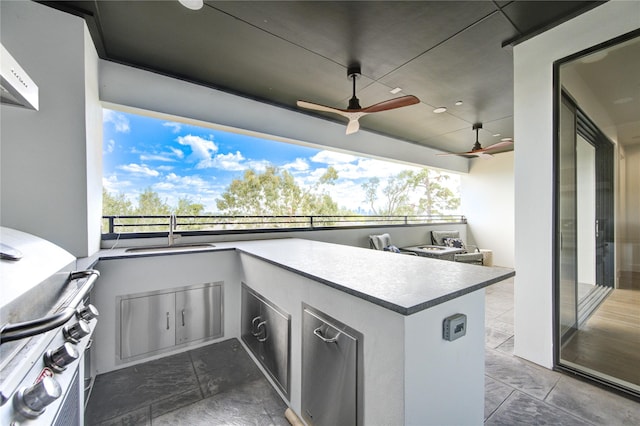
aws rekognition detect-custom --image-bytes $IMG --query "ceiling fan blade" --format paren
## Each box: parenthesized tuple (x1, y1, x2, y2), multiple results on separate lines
(482, 140, 514, 151)
(297, 100, 344, 114)
(362, 95, 420, 113)
(346, 118, 360, 135)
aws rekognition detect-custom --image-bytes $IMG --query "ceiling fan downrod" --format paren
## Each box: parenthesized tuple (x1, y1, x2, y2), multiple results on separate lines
(472, 122, 483, 151)
(347, 65, 362, 110)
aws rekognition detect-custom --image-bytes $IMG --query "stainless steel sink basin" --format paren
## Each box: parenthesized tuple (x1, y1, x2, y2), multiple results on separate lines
(125, 243, 216, 253)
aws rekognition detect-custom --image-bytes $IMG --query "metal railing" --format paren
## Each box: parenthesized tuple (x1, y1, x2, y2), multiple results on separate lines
(102, 214, 466, 239)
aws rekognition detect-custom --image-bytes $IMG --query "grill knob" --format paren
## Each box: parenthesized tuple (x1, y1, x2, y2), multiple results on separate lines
(13, 376, 62, 419)
(43, 342, 79, 373)
(62, 320, 90, 343)
(76, 304, 99, 321)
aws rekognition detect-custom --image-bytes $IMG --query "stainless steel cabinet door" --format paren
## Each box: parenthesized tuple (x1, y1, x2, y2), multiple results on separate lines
(120, 292, 175, 359)
(261, 300, 289, 394)
(175, 284, 222, 345)
(302, 307, 358, 426)
(241, 286, 262, 358)
(241, 284, 290, 397)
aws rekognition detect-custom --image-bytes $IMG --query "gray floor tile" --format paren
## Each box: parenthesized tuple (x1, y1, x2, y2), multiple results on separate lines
(546, 376, 640, 425)
(86, 351, 198, 423)
(486, 390, 590, 426)
(92, 406, 150, 426)
(189, 338, 264, 398)
(495, 335, 514, 354)
(152, 379, 286, 426)
(151, 387, 203, 419)
(485, 327, 513, 349)
(485, 376, 514, 420)
(485, 348, 560, 400)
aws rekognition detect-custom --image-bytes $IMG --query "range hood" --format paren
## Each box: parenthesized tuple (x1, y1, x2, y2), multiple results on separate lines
(1, 43, 38, 110)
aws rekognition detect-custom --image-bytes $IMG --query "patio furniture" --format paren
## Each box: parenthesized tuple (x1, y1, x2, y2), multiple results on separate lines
(430, 231, 484, 265)
(369, 234, 416, 255)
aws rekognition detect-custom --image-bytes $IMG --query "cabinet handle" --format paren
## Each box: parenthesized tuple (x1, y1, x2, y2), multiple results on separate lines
(181, 309, 185, 327)
(256, 321, 268, 342)
(251, 316, 262, 337)
(166, 312, 170, 330)
(313, 326, 339, 343)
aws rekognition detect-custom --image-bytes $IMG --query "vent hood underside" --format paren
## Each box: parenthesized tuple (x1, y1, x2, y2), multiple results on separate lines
(1, 43, 38, 111)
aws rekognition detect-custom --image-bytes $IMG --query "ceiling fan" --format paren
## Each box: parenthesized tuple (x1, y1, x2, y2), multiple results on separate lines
(438, 123, 513, 158)
(297, 65, 420, 135)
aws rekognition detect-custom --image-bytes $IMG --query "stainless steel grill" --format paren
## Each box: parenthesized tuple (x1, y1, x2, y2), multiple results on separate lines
(0, 227, 99, 425)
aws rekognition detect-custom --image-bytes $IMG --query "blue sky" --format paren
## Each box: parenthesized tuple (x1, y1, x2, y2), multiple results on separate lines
(103, 109, 459, 213)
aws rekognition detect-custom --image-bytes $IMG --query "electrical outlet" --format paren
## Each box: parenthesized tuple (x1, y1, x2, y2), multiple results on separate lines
(443, 313, 467, 341)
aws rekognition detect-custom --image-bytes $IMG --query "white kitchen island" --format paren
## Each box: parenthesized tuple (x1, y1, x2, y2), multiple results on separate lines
(89, 238, 514, 426)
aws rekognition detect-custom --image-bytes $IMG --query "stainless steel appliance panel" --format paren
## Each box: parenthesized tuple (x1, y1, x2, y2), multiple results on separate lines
(240, 284, 290, 398)
(302, 306, 361, 426)
(175, 284, 223, 345)
(260, 299, 289, 394)
(120, 292, 176, 359)
(241, 286, 262, 358)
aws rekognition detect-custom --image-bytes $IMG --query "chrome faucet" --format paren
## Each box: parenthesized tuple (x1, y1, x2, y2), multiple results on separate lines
(168, 214, 180, 246)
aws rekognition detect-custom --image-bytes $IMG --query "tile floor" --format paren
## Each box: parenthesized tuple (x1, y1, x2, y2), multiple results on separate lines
(86, 277, 640, 425)
(484, 278, 640, 425)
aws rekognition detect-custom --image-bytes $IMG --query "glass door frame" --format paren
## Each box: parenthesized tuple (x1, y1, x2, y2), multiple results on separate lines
(552, 29, 639, 398)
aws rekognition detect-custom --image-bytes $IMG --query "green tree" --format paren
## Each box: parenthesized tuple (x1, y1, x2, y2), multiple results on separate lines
(410, 169, 460, 215)
(361, 169, 460, 216)
(216, 166, 340, 216)
(134, 187, 171, 216)
(102, 188, 134, 216)
(175, 197, 205, 216)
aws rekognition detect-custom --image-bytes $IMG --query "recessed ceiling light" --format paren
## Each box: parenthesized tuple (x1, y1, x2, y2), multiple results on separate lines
(455, 101, 463, 106)
(179, 0, 204, 10)
(390, 87, 402, 94)
(433, 107, 447, 113)
(493, 133, 501, 137)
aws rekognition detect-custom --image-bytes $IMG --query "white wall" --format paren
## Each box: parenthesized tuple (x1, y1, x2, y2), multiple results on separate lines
(461, 152, 514, 267)
(0, 1, 102, 257)
(513, 0, 640, 368)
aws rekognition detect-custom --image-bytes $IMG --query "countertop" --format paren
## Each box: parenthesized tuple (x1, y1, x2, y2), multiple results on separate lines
(82, 238, 514, 316)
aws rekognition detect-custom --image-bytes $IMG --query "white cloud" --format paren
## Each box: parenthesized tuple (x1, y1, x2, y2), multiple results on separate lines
(170, 147, 184, 159)
(310, 150, 359, 165)
(103, 110, 130, 133)
(140, 154, 176, 162)
(246, 159, 271, 172)
(177, 134, 219, 168)
(207, 151, 246, 171)
(118, 163, 160, 177)
(104, 139, 115, 154)
(103, 175, 132, 192)
(283, 158, 309, 172)
(163, 122, 182, 133)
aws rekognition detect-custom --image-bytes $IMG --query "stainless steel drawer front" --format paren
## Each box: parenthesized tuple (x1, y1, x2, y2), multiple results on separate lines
(302, 306, 362, 426)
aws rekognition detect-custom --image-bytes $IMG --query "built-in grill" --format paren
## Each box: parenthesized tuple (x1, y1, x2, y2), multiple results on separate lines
(0, 227, 99, 425)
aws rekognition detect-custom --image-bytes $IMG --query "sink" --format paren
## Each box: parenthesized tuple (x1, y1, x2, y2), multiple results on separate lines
(125, 243, 216, 253)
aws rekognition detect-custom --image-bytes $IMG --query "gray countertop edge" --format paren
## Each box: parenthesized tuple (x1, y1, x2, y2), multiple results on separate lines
(79, 242, 515, 317)
(236, 249, 515, 316)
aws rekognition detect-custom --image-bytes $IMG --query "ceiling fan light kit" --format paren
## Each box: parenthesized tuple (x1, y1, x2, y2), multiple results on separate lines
(297, 64, 420, 135)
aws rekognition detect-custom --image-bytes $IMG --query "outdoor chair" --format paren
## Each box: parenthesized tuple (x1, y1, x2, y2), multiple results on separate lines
(430, 230, 484, 265)
(369, 233, 416, 255)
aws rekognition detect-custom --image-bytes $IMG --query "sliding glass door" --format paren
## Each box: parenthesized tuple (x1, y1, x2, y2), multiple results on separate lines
(555, 32, 640, 396)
